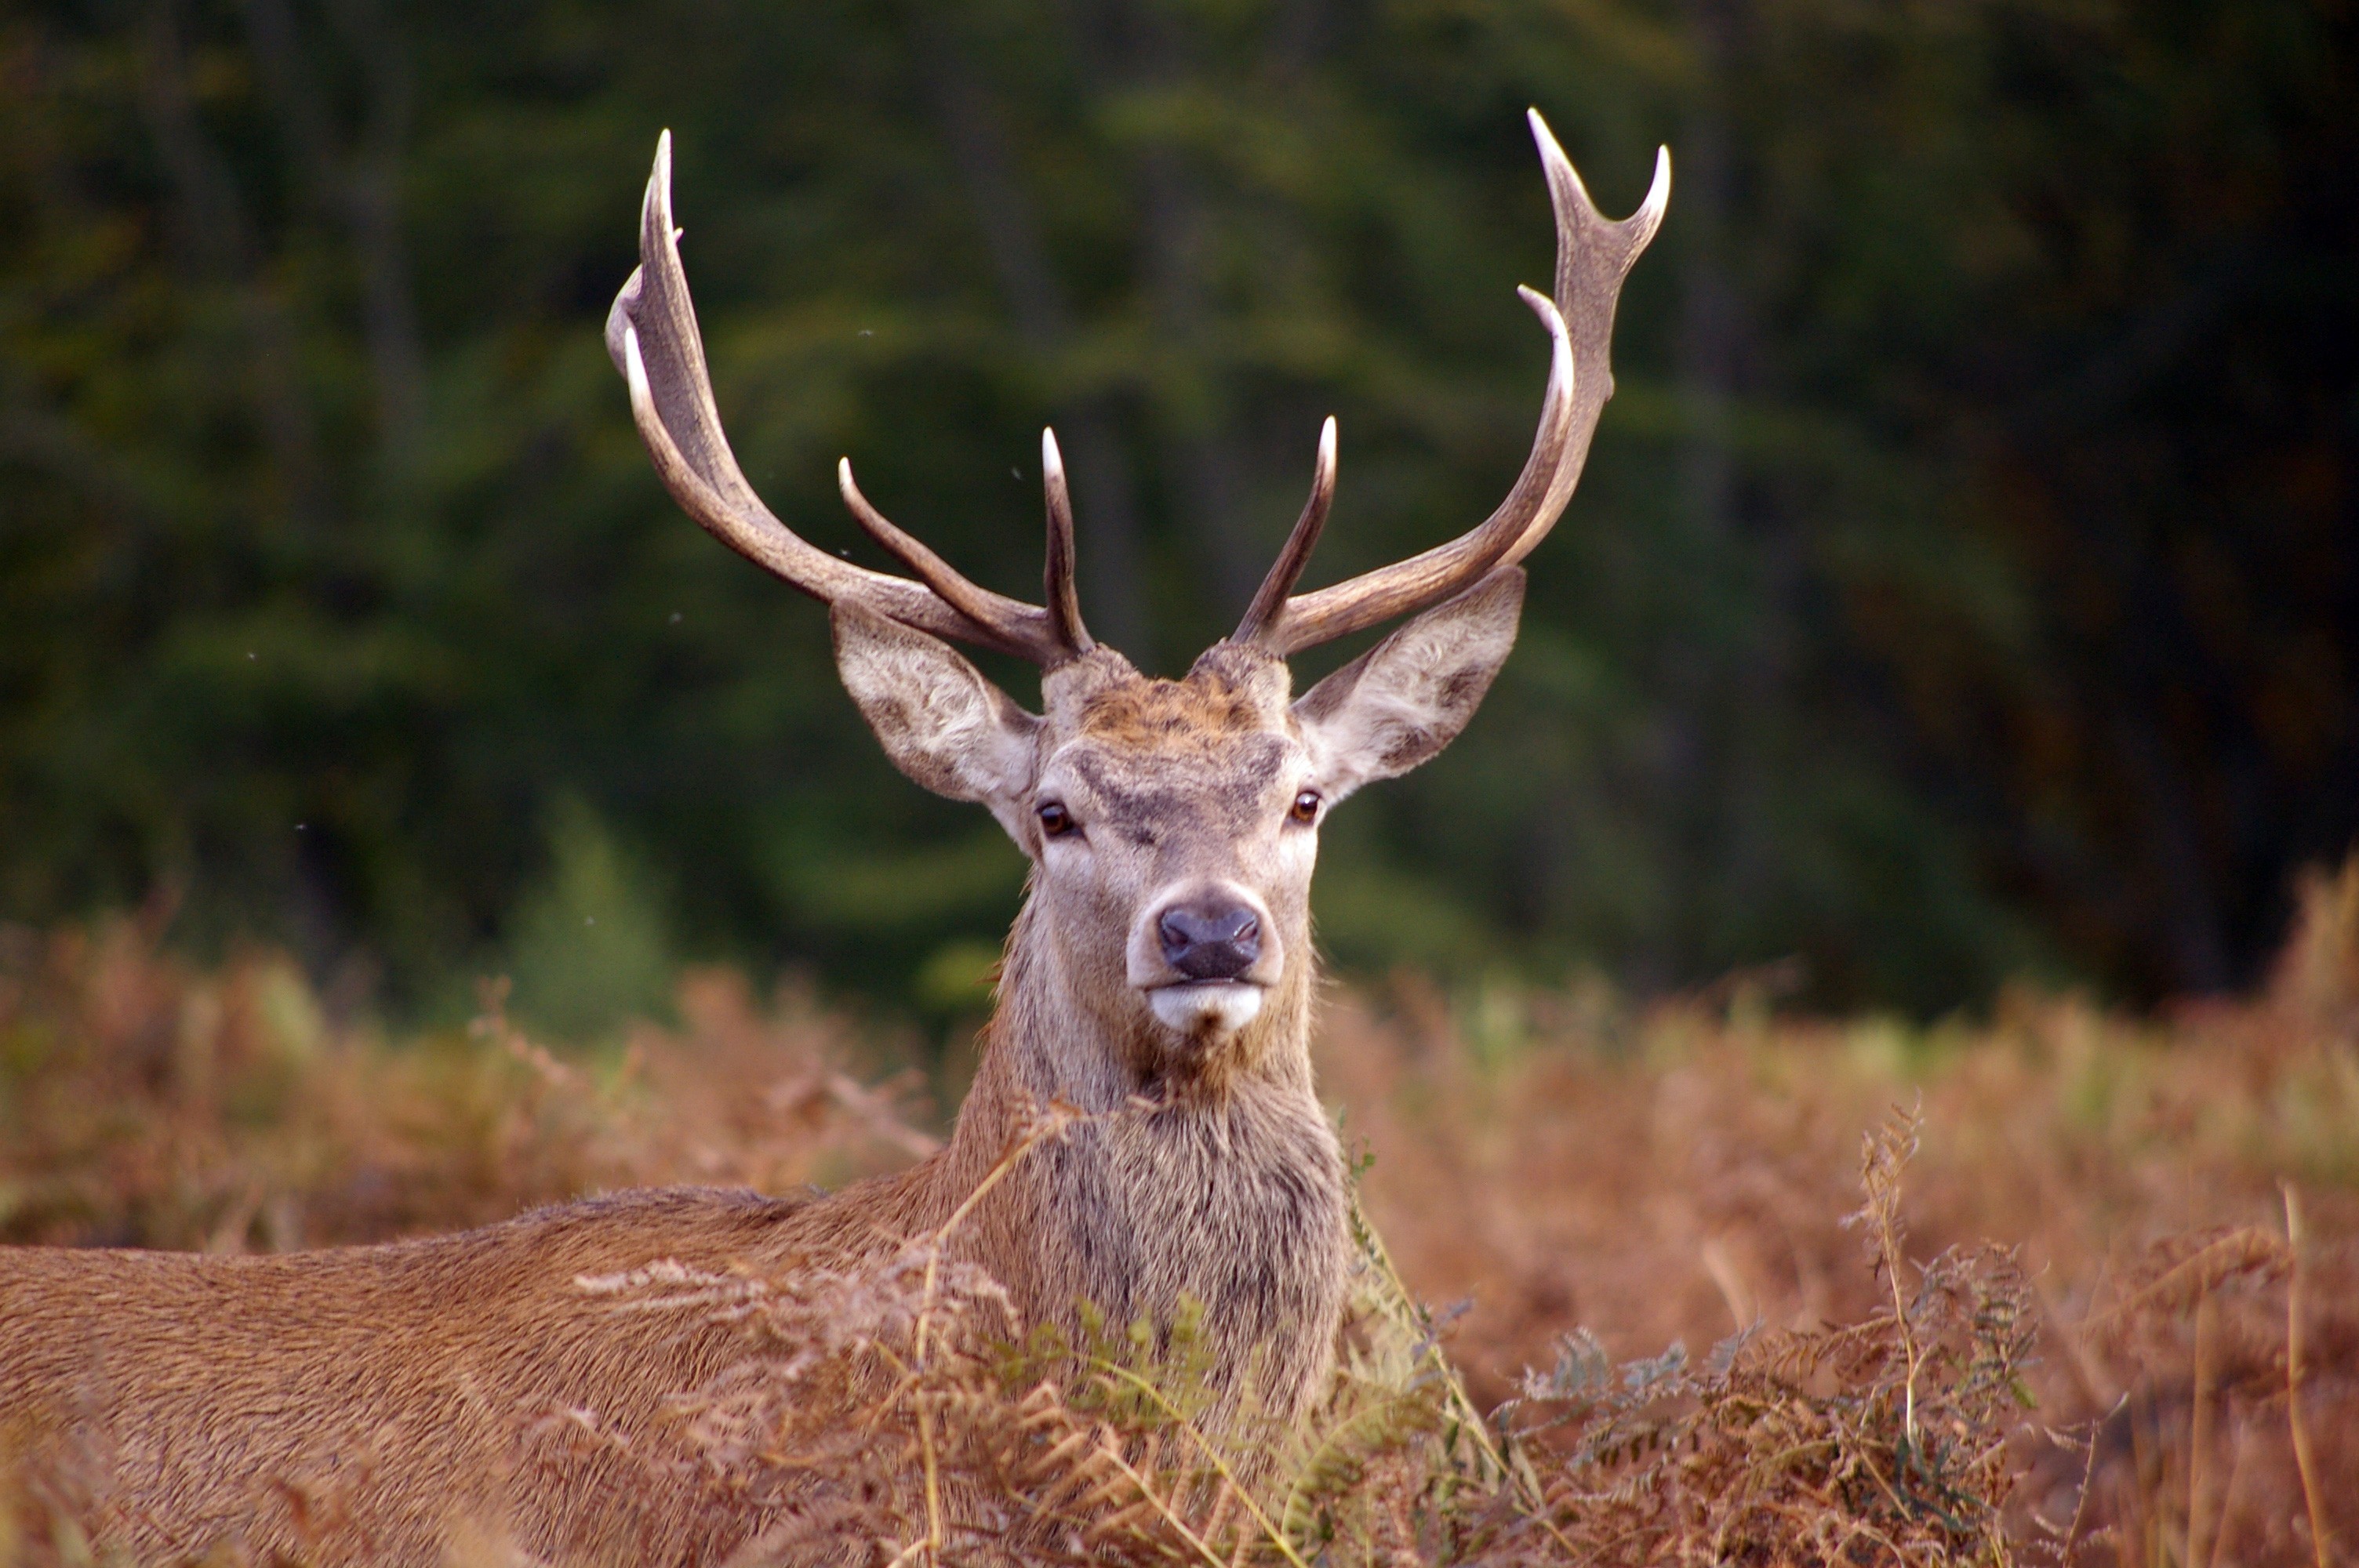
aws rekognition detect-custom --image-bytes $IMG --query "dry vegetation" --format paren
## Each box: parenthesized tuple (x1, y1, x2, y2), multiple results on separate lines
(4, 864, 2357, 1566)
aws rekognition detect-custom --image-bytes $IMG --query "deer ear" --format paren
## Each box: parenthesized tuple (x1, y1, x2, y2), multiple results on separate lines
(1292, 568, 1525, 804)
(832, 601, 1041, 829)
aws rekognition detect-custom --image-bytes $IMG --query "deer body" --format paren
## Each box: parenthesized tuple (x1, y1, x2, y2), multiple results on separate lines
(3, 878, 1344, 1563)
(1, 113, 1663, 1566)
(5, 1188, 851, 1564)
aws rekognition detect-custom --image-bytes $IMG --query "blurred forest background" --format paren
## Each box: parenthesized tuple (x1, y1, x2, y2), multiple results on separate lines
(1, 0, 2354, 1030)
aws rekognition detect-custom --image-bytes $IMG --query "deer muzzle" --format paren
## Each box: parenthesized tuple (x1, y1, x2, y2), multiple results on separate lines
(1129, 882, 1282, 1039)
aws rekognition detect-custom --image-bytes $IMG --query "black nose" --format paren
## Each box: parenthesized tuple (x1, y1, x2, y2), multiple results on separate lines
(1158, 900, 1262, 982)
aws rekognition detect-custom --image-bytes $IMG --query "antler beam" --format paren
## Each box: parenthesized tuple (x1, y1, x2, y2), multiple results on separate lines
(1234, 112, 1670, 656)
(606, 132, 1089, 666)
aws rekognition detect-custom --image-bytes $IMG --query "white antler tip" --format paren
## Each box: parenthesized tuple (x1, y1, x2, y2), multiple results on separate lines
(647, 131, 678, 236)
(1511, 287, 1575, 406)
(1527, 108, 1583, 192)
(1643, 146, 1673, 218)
(1318, 416, 1337, 466)
(1515, 282, 1565, 326)
(1041, 426, 1064, 478)
(620, 325, 649, 402)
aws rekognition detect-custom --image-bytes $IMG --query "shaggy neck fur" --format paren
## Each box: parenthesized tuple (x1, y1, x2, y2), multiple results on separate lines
(918, 775, 1347, 1419)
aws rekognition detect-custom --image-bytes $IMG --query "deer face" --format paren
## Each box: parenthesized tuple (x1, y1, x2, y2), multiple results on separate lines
(1028, 644, 1309, 1049)
(831, 568, 1524, 1076)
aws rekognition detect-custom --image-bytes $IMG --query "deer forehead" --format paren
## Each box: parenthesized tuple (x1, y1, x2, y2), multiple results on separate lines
(1034, 650, 1307, 828)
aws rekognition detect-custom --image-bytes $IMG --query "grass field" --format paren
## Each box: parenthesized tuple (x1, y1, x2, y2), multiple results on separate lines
(4, 865, 2355, 1564)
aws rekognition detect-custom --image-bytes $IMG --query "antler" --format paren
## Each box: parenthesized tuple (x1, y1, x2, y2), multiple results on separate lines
(1234, 111, 1670, 656)
(606, 132, 1090, 665)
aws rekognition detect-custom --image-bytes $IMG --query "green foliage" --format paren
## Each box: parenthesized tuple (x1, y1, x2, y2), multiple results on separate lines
(1, 0, 2351, 1014)
(502, 794, 676, 1041)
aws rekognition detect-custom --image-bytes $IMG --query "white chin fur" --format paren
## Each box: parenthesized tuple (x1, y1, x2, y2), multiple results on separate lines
(1147, 982, 1264, 1040)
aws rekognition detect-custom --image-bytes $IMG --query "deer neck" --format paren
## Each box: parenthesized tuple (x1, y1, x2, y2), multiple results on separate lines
(925, 895, 1348, 1414)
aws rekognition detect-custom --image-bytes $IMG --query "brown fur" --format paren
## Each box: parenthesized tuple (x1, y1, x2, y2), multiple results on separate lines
(0, 578, 1526, 1565)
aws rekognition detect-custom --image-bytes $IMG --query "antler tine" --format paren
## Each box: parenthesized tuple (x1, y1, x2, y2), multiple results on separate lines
(1238, 114, 1668, 657)
(607, 132, 1064, 664)
(1232, 416, 1336, 645)
(836, 459, 1058, 659)
(1039, 429, 1093, 656)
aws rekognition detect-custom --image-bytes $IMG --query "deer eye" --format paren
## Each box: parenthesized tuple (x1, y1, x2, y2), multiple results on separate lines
(1037, 801, 1074, 837)
(1289, 790, 1321, 825)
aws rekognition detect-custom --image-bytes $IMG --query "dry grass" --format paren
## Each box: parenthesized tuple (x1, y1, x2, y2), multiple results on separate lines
(3, 861, 2356, 1565)
(0, 913, 929, 1254)
(1329, 859, 2359, 1566)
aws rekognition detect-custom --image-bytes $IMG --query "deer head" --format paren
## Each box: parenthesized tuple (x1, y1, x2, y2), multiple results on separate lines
(606, 114, 1667, 1099)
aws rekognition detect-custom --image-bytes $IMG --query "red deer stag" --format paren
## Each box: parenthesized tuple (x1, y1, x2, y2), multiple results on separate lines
(0, 112, 1665, 1566)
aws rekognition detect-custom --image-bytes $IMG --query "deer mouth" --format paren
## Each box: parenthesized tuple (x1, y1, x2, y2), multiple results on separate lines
(1145, 979, 1265, 1039)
